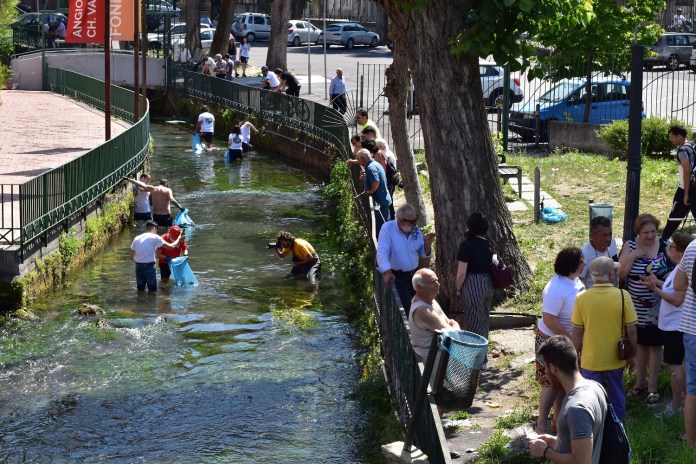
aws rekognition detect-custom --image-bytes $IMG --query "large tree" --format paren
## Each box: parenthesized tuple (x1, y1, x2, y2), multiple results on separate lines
(210, 0, 237, 56)
(267, 0, 292, 70)
(374, 0, 593, 312)
(185, 0, 202, 54)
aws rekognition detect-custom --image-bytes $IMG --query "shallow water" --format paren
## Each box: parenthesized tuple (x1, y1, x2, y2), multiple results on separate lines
(0, 123, 364, 463)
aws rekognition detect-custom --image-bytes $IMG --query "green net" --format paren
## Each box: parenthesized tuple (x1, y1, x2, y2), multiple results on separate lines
(436, 330, 488, 409)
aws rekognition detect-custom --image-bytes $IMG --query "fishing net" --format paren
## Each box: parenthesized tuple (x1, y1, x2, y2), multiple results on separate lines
(169, 257, 198, 286)
(436, 330, 488, 409)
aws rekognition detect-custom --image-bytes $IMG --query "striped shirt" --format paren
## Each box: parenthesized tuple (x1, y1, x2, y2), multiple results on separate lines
(624, 239, 670, 327)
(679, 240, 696, 334)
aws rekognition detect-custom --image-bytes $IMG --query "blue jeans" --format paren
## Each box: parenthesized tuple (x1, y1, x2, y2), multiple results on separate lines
(581, 367, 626, 420)
(684, 332, 696, 395)
(135, 262, 157, 291)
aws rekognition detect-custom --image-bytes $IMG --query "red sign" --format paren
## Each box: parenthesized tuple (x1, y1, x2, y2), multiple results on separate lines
(65, 0, 104, 44)
(110, 0, 135, 40)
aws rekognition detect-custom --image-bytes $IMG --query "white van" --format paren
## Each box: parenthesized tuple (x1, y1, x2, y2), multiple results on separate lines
(232, 13, 271, 42)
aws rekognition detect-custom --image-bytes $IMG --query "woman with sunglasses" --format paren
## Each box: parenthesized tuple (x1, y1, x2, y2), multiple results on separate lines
(455, 212, 494, 339)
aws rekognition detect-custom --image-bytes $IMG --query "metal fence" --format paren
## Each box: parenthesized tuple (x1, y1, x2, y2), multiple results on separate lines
(354, 50, 696, 151)
(167, 65, 451, 462)
(0, 67, 150, 253)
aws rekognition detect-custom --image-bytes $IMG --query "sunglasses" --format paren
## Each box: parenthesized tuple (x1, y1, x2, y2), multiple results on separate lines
(400, 216, 418, 225)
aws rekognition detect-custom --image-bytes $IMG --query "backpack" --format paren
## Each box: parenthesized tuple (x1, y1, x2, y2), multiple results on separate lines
(385, 155, 401, 186)
(682, 141, 696, 177)
(598, 384, 631, 464)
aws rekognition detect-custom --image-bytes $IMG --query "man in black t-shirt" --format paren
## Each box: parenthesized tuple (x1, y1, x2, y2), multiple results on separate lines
(274, 68, 301, 97)
(662, 124, 696, 240)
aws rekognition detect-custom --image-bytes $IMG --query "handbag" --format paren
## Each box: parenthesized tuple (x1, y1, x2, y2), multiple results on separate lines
(490, 254, 513, 289)
(617, 290, 633, 361)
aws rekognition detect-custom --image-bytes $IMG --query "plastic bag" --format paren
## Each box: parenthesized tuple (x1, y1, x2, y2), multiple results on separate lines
(169, 257, 198, 286)
(541, 206, 568, 224)
(174, 209, 195, 227)
(192, 134, 203, 151)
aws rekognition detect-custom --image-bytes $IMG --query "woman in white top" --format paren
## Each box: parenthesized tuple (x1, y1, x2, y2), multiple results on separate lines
(227, 126, 244, 161)
(641, 232, 694, 413)
(239, 37, 251, 77)
(534, 247, 585, 433)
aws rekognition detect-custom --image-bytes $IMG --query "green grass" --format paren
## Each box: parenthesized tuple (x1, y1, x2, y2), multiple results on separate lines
(495, 406, 535, 430)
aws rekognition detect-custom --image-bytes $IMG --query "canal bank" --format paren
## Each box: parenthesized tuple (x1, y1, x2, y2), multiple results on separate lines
(0, 122, 380, 462)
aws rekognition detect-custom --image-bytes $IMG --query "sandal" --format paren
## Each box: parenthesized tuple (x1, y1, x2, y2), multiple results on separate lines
(646, 392, 661, 404)
(628, 386, 647, 397)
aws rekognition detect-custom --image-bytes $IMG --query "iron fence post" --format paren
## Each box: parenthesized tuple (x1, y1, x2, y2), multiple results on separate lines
(502, 66, 510, 151)
(534, 103, 540, 148)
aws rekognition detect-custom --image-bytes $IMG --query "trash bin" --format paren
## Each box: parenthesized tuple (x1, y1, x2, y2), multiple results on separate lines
(436, 330, 488, 409)
(589, 202, 613, 223)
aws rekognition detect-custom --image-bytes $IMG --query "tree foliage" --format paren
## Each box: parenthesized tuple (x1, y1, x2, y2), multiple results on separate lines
(0, 0, 19, 56)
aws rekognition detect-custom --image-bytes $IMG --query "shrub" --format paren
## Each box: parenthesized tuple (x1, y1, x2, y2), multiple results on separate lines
(599, 116, 693, 159)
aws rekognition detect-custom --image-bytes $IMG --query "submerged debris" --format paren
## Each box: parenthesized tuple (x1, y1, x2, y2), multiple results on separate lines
(76, 304, 105, 316)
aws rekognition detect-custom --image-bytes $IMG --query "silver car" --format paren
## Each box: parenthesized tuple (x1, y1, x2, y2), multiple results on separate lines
(645, 32, 696, 71)
(232, 13, 271, 42)
(317, 23, 379, 49)
(287, 20, 321, 46)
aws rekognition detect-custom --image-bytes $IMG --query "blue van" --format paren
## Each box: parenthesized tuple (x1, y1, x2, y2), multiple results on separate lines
(509, 77, 633, 141)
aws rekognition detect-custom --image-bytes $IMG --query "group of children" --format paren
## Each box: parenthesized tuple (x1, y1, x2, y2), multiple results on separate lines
(194, 106, 259, 161)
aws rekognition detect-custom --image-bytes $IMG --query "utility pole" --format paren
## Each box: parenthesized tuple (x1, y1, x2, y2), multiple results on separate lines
(104, 0, 111, 140)
(622, 44, 644, 242)
(133, 0, 140, 122)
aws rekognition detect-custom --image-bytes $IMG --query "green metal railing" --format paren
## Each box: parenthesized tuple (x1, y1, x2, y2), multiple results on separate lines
(0, 67, 149, 252)
(167, 67, 450, 462)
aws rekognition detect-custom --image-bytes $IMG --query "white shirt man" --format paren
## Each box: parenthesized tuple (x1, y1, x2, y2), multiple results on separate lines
(579, 216, 619, 288)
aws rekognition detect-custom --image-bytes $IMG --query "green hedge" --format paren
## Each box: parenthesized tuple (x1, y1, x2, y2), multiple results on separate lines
(598, 116, 693, 159)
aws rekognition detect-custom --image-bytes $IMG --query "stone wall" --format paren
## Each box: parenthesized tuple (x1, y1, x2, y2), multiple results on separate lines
(549, 121, 621, 156)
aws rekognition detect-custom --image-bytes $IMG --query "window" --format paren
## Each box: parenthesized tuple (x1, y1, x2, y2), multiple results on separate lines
(688, 35, 696, 46)
(667, 35, 676, 46)
(295, 22, 305, 29)
(265, 18, 271, 25)
(358, 26, 367, 32)
(603, 83, 629, 101)
(675, 35, 688, 46)
(254, 16, 264, 25)
(480, 65, 499, 77)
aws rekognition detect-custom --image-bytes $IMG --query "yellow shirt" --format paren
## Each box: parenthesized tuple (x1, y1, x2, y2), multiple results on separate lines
(571, 284, 637, 371)
(360, 119, 381, 139)
(289, 238, 316, 261)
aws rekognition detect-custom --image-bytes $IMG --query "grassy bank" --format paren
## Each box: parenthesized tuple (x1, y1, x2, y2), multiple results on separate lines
(469, 148, 689, 463)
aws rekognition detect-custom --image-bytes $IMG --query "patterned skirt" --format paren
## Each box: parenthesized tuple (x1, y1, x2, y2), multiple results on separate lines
(535, 326, 553, 387)
(462, 272, 494, 339)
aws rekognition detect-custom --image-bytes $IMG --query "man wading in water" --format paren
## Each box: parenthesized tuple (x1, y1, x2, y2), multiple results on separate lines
(126, 177, 184, 227)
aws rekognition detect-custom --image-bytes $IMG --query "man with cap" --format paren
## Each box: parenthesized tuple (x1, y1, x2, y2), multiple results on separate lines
(156, 225, 188, 282)
(260, 66, 280, 91)
(571, 256, 638, 420)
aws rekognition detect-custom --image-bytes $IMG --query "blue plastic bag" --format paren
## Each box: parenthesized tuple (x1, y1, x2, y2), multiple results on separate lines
(174, 209, 195, 227)
(192, 133, 203, 151)
(169, 257, 198, 286)
(541, 206, 569, 224)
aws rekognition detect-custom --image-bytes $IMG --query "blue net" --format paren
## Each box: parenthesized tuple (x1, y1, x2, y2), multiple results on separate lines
(174, 209, 196, 227)
(169, 257, 198, 286)
(437, 330, 488, 409)
(541, 206, 568, 224)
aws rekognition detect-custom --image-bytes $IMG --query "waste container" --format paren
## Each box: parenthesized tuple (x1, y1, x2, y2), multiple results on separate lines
(589, 202, 613, 223)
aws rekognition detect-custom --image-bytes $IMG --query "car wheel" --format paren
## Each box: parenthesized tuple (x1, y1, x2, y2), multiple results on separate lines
(315, 39, 321, 46)
(668, 55, 680, 71)
(246, 32, 256, 42)
(292, 36, 300, 47)
(346, 38, 354, 49)
(644, 62, 652, 70)
(488, 89, 504, 108)
(370, 37, 378, 47)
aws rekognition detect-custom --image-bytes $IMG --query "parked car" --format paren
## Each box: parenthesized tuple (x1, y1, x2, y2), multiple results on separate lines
(509, 77, 634, 141)
(691, 47, 696, 71)
(14, 12, 67, 27)
(16, 2, 31, 13)
(287, 20, 321, 46)
(317, 22, 379, 49)
(645, 32, 696, 71)
(480, 59, 524, 107)
(232, 13, 271, 42)
(148, 23, 214, 50)
(172, 28, 215, 53)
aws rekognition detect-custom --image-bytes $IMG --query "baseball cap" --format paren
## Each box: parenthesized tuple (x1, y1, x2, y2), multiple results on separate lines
(589, 256, 619, 279)
(261, 65, 269, 71)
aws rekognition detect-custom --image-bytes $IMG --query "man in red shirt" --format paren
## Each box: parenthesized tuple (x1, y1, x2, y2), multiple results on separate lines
(156, 226, 188, 281)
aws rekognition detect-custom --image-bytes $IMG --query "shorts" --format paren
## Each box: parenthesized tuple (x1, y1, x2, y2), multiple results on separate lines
(242, 142, 252, 153)
(201, 132, 213, 144)
(637, 325, 663, 346)
(134, 211, 152, 221)
(534, 327, 553, 387)
(240, 56, 249, 63)
(153, 213, 172, 227)
(286, 87, 300, 97)
(684, 332, 696, 395)
(226, 148, 243, 161)
(663, 330, 685, 365)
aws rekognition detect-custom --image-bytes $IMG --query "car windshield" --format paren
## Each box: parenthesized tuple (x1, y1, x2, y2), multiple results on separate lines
(325, 25, 341, 31)
(539, 82, 581, 102)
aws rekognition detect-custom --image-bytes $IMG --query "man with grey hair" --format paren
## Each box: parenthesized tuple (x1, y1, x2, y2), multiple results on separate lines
(377, 204, 435, 315)
(571, 256, 637, 420)
(579, 216, 619, 289)
(329, 68, 347, 114)
(357, 148, 391, 235)
(408, 268, 460, 363)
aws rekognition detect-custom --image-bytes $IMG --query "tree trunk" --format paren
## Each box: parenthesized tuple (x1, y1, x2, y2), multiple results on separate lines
(375, 6, 388, 46)
(374, 0, 533, 312)
(267, 0, 292, 70)
(210, 0, 236, 56)
(384, 34, 429, 227)
(185, 0, 201, 54)
(200, 0, 211, 19)
(291, 0, 307, 20)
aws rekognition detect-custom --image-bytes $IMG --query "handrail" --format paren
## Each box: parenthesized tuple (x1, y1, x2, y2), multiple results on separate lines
(0, 67, 150, 252)
(167, 65, 450, 463)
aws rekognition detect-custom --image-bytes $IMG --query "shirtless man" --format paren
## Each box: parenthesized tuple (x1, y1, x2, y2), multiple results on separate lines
(126, 178, 183, 227)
